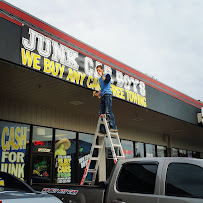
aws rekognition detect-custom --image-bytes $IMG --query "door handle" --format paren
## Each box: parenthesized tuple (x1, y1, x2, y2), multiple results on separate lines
(112, 200, 125, 203)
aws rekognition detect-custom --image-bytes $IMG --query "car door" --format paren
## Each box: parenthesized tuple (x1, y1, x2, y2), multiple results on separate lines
(106, 159, 162, 203)
(159, 158, 203, 203)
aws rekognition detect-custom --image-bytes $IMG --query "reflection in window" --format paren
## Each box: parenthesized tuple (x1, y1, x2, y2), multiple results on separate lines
(121, 140, 134, 159)
(0, 121, 30, 181)
(157, 146, 167, 157)
(187, 151, 192, 158)
(146, 144, 156, 157)
(135, 142, 144, 158)
(179, 149, 187, 157)
(172, 148, 179, 157)
(54, 130, 76, 184)
(79, 133, 94, 182)
(32, 155, 51, 183)
(117, 163, 158, 194)
(32, 126, 53, 152)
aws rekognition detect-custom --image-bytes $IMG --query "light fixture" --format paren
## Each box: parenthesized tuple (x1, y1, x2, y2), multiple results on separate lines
(172, 129, 181, 132)
(133, 117, 144, 121)
(37, 127, 45, 136)
(69, 101, 83, 106)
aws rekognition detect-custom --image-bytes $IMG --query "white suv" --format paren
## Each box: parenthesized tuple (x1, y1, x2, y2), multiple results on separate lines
(0, 172, 62, 203)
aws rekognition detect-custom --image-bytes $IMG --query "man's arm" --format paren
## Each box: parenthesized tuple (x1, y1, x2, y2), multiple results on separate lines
(101, 74, 111, 83)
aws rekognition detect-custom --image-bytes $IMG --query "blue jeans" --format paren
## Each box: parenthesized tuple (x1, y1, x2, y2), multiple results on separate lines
(99, 94, 117, 132)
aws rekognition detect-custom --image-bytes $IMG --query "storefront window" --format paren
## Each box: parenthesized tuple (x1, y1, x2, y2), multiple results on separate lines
(32, 126, 53, 152)
(179, 149, 187, 157)
(78, 133, 94, 182)
(105, 137, 120, 159)
(54, 130, 76, 184)
(0, 121, 30, 181)
(134, 142, 144, 157)
(32, 155, 51, 183)
(171, 148, 179, 157)
(193, 151, 200, 158)
(146, 144, 156, 157)
(121, 140, 134, 158)
(157, 145, 167, 157)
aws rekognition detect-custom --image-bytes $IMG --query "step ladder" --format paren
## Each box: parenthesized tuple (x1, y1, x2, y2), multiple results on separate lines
(80, 114, 125, 185)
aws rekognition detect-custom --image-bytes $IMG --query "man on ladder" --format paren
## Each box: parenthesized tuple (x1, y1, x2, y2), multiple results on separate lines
(80, 65, 125, 185)
(94, 65, 118, 133)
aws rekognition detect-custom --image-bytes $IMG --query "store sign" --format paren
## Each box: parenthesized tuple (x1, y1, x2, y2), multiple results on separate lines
(33, 141, 47, 146)
(79, 154, 89, 168)
(56, 155, 71, 183)
(0, 123, 27, 180)
(20, 26, 147, 108)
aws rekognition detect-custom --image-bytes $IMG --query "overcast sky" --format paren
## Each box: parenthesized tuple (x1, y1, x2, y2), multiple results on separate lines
(5, 0, 203, 102)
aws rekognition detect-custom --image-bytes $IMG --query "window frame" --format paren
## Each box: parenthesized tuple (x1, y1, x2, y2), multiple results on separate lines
(165, 162, 203, 199)
(116, 161, 159, 195)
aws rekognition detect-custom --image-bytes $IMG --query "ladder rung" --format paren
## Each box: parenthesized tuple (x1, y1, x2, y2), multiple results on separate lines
(97, 133, 105, 137)
(80, 115, 125, 186)
(88, 169, 97, 173)
(113, 144, 122, 148)
(117, 156, 126, 159)
(110, 132, 118, 137)
(95, 145, 103, 149)
(91, 157, 99, 161)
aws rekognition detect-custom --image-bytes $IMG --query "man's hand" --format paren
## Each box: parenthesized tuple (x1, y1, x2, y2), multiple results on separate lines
(93, 91, 101, 98)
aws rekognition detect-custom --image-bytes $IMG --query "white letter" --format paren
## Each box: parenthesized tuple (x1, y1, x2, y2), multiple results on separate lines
(84, 57, 94, 76)
(51, 40, 66, 64)
(104, 65, 114, 83)
(22, 28, 37, 51)
(37, 33, 51, 58)
(94, 61, 102, 78)
(65, 47, 79, 70)
(9, 152, 17, 163)
(18, 164, 25, 179)
(1, 151, 9, 162)
(116, 70, 124, 87)
(132, 79, 139, 93)
(124, 74, 131, 90)
(139, 81, 146, 96)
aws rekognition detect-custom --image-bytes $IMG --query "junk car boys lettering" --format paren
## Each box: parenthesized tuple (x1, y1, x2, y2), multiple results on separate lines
(21, 26, 147, 107)
(22, 28, 79, 70)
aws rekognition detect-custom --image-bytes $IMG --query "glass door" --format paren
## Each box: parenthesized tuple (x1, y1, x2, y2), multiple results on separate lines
(31, 154, 52, 184)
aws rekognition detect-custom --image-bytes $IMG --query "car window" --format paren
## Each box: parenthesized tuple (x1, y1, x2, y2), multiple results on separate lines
(165, 163, 203, 199)
(117, 162, 158, 194)
(0, 172, 34, 193)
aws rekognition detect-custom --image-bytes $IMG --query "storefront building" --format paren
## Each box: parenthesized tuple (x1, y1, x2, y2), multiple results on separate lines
(0, 1, 203, 186)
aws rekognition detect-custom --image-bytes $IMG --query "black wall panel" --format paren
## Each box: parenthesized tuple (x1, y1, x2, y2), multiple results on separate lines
(0, 17, 21, 64)
(146, 85, 199, 124)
